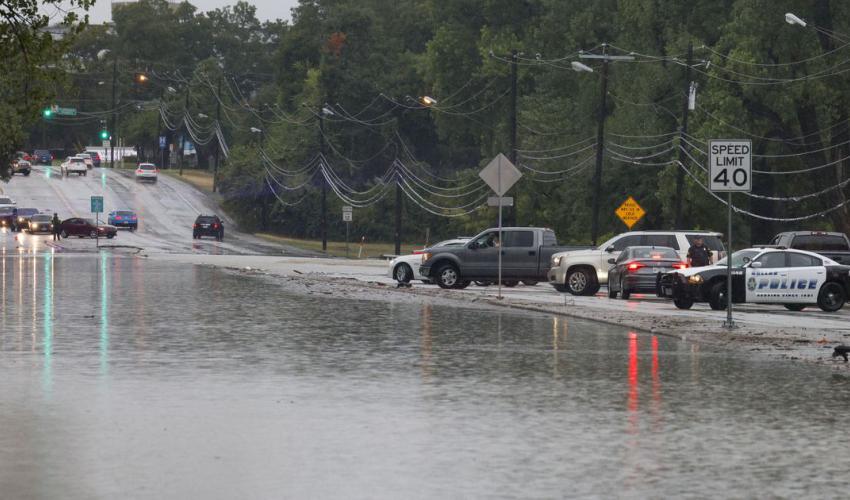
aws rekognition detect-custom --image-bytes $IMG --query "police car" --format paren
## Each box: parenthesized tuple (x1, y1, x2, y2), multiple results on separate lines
(658, 247, 850, 312)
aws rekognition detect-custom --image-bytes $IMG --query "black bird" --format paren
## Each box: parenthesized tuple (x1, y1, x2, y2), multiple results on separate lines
(832, 345, 850, 362)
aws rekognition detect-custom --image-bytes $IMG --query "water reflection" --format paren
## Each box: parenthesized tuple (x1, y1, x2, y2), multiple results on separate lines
(42, 251, 53, 393)
(100, 251, 108, 376)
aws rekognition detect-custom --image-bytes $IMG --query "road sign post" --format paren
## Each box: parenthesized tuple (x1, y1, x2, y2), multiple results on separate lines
(91, 196, 104, 248)
(479, 153, 522, 299)
(342, 206, 353, 258)
(708, 140, 752, 329)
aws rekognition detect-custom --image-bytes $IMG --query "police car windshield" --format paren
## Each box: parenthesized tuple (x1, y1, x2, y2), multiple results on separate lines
(715, 250, 760, 268)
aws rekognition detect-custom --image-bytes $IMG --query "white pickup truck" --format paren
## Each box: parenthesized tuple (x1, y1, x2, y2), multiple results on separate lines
(61, 156, 88, 176)
(548, 230, 725, 295)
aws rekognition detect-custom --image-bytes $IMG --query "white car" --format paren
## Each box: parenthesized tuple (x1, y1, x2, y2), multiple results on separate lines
(78, 153, 93, 169)
(660, 248, 850, 312)
(388, 238, 470, 283)
(61, 156, 87, 176)
(0, 196, 15, 209)
(135, 163, 158, 182)
(549, 230, 725, 295)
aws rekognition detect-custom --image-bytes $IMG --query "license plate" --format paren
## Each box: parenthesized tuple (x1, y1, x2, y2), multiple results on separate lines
(201, 224, 209, 228)
(663, 286, 672, 296)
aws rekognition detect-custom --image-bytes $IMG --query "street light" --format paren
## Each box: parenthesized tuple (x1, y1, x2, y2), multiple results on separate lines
(197, 113, 209, 119)
(571, 61, 594, 73)
(785, 12, 807, 27)
(250, 126, 263, 133)
(419, 95, 438, 106)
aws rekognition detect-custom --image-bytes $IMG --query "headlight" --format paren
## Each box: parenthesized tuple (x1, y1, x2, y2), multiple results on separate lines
(18, 217, 24, 222)
(422, 252, 432, 263)
(551, 256, 561, 267)
(688, 274, 703, 284)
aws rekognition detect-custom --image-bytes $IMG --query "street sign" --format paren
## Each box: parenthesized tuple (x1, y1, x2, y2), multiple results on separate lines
(91, 196, 103, 213)
(53, 106, 77, 116)
(479, 153, 522, 196)
(159, 136, 167, 149)
(343, 211, 352, 222)
(487, 196, 514, 207)
(102, 140, 110, 149)
(615, 196, 646, 229)
(342, 205, 353, 212)
(708, 139, 751, 192)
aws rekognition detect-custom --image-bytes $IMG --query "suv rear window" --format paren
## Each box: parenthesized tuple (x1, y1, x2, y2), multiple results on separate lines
(686, 234, 725, 252)
(791, 234, 850, 252)
(196, 216, 217, 223)
(644, 234, 678, 250)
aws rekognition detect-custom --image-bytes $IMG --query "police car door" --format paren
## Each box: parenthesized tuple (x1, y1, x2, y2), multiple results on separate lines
(783, 251, 825, 304)
(745, 251, 790, 303)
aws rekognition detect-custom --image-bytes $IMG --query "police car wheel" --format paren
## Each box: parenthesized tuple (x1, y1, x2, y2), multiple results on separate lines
(784, 304, 806, 312)
(817, 282, 846, 312)
(709, 282, 727, 311)
(673, 298, 694, 309)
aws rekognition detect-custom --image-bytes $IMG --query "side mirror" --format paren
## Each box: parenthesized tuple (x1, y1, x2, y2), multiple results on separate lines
(605, 246, 615, 253)
(750, 261, 762, 268)
(607, 258, 616, 264)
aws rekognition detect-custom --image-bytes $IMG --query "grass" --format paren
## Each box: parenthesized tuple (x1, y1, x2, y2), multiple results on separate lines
(256, 233, 420, 259)
(162, 169, 215, 193)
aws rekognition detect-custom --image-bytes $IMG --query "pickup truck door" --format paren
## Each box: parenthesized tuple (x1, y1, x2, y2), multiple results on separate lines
(500, 229, 538, 278)
(465, 231, 499, 278)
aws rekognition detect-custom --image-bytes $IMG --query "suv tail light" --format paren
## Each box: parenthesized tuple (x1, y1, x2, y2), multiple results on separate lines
(672, 262, 689, 269)
(193, 223, 198, 229)
(213, 223, 219, 229)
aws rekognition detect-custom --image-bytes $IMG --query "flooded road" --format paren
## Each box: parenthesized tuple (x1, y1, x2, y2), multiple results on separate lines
(1, 251, 849, 498)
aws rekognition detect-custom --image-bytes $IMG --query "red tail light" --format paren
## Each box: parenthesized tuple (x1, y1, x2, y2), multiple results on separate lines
(193, 223, 198, 228)
(672, 262, 689, 269)
(213, 223, 219, 229)
(115, 216, 122, 220)
(627, 262, 644, 271)
(136, 169, 142, 174)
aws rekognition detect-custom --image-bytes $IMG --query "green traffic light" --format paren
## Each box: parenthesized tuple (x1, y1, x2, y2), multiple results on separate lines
(99, 130, 109, 140)
(43, 108, 52, 118)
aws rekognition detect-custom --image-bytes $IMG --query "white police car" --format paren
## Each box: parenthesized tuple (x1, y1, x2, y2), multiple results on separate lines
(658, 248, 850, 312)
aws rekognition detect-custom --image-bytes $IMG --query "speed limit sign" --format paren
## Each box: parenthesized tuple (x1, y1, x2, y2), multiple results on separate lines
(709, 140, 751, 192)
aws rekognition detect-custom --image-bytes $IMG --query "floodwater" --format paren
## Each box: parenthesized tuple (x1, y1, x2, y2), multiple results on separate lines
(1, 251, 849, 499)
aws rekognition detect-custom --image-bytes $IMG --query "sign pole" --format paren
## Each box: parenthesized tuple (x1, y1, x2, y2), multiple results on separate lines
(497, 161, 502, 300)
(725, 192, 734, 328)
(346, 221, 350, 259)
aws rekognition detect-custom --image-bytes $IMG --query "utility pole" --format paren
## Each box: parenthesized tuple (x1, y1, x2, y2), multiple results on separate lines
(213, 75, 222, 193)
(590, 56, 609, 247)
(109, 54, 117, 169)
(579, 45, 634, 246)
(179, 86, 189, 176)
(394, 109, 404, 255)
(157, 87, 164, 169)
(507, 48, 518, 227)
(674, 42, 694, 229)
(319, 106, 327, 252)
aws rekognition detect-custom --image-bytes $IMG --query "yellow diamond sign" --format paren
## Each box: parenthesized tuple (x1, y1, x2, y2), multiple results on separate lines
(615, 196, 646, 229)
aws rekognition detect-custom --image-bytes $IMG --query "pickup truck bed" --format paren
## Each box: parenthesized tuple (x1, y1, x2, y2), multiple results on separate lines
(769, 231, 850, 265)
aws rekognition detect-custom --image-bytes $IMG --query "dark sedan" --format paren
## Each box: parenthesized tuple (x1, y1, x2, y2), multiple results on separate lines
(28, 214, 54, 234)
(0, 207, 15, 231)
(607, 246, 688, 299)
(59, 217, 117, 239)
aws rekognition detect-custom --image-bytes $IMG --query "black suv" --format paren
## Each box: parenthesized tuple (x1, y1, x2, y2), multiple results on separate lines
(193, 215, 224, 241)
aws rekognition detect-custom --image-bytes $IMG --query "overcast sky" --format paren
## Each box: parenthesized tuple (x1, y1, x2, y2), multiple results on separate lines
(48, 0, 300, 24)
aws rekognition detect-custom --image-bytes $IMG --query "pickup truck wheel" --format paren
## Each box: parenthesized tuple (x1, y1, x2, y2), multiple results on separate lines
(566, 268, 597, 296)
(674, 297, 694, 309)
(708, 281, 728, 310)
(818, 282, 845, 312)
(394, 263, 413, 283)
(784, 304, 806, 312)
(608, 287, 618, 299)
(435, 264, 460, 289)
(453, 281, 471, 290)
(521, 280, 538, 286)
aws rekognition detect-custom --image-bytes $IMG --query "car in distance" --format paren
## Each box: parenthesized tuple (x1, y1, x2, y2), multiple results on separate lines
(0, 196, 15, 209)
(108, 210, 138, 231)
(15, 208, 39, 231)
(549, 230, 725, 295)
(388, 238, 470, 283)
(16, 151, 31, 162)
(59, 217, 117, 239)
(32, 149, 52, 164)
(0, 207, 16, 230)
(658, 248, 850, 312)
(61, 156, 87, 176)
(607, 246, 688, 299)
(12, 159, 32, 176)
(135, 163, 158, 182)
(193, 215, 223, 241)
(86, 151, 102, 168)
(28, 214, 54, 234)
(78, 153, 94, 169)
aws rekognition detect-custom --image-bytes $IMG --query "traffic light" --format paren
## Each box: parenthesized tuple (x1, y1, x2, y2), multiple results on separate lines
(42, 108, 53, 118)
(99, 129, 109, 140)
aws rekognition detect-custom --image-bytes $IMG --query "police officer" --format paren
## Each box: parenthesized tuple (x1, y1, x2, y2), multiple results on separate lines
(52, 213, 61, 241)
(687, 236, 712, 267)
